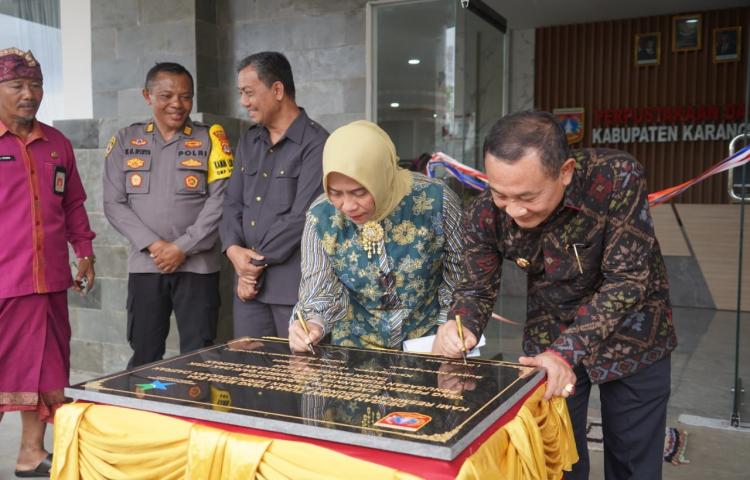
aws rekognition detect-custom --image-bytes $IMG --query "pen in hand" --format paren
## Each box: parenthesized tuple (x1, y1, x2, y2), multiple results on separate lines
(455, 314, 467, 365)
(296, 310, 316, 355)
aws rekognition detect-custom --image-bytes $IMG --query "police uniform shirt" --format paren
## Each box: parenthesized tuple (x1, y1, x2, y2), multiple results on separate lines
(103, 119, 234, 274)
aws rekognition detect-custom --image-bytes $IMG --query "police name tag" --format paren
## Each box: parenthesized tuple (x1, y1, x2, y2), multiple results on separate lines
(53, 165, 66, 195)
(0, 155, 15, 161)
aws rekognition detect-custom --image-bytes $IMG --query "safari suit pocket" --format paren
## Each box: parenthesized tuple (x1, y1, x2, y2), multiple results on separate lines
(124, 155, 151, 194)
(176, 159, 208, 195)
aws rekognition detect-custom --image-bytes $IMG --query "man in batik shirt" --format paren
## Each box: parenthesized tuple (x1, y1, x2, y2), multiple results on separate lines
(435, 111, 676, 480)
(0, 48, 95, 477)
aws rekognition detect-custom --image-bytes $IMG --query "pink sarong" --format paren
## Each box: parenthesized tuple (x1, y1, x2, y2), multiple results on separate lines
(0, 292, 70, 421)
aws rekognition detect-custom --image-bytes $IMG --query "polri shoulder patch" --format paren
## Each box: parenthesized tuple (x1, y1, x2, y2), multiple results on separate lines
(207, 124, 234, 183)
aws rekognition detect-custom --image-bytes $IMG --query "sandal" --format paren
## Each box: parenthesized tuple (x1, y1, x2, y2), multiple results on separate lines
(14, 453, 52, 478)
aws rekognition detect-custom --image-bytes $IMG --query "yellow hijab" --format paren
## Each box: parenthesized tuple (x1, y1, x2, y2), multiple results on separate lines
(322, 120, 413, 223)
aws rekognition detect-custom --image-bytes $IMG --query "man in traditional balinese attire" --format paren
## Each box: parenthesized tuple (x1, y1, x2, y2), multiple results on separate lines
(0, 47, 95, 477)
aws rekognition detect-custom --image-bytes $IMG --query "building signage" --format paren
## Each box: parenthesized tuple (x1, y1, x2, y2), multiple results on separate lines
(590, 104, 747, 144)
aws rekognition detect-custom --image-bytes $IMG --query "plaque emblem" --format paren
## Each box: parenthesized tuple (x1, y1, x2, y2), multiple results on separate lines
(134, 380, 174, 391)
(126, 158, 145, 169)
(210, 386, 232, 412)
(184, 139, 203, 148)
(516, 258, 530, 269)
(184, 174, 199, 189)
(375, 412, 432, 432)
(188, 385, 202, 398)
(130, 138, 148, 146)
(130, 173, 143, 188)
(180, 159, 203, 167)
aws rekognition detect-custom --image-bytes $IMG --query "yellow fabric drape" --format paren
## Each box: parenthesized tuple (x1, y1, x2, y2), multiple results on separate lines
(52, 385, 576, 480)
(456, 385, 578, 480)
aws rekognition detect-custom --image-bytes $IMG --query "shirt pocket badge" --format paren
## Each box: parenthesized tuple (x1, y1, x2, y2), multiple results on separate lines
(126, 171, 150, 194)
(53, 165, 66, 195)
(176, 160, 207, 195)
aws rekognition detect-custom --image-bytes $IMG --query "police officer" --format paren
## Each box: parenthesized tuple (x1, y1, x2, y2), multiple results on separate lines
(103, 62, 233, 367)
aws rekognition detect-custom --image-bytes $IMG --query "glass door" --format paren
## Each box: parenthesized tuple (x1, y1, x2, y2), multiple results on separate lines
(369, 0, 507, 172)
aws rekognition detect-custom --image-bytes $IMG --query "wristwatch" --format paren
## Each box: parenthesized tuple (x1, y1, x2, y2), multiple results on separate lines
(79, 255, 96, 264)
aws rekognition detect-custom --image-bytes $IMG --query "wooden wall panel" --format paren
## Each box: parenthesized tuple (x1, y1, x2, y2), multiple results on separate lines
(535, 8, 749, 204)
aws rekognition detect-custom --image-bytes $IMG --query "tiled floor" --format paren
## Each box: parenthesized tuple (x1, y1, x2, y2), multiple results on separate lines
(1, 302, 749, 479)
(485, 297, 750, 480)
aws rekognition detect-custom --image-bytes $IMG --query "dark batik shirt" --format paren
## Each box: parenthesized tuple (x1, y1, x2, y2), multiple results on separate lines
(450, 148, 677, 383)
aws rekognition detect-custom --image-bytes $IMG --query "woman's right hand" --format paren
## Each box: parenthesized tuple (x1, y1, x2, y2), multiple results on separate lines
(289, 319, 325, 353)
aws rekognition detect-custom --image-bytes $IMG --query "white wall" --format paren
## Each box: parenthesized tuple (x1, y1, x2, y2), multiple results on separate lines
(0, 12, 62, 123)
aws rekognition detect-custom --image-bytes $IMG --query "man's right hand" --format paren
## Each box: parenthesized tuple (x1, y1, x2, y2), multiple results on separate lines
(518, 351, 576, 400)
(432, 320, 478, 357)
(226, 245, 267, 280)
(147, 239, 169, 257)
(236, 277, 258, 302)
(289, 319, 324, 353)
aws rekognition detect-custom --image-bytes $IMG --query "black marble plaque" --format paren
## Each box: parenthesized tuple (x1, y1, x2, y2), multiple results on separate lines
(66, 338, 544, 460)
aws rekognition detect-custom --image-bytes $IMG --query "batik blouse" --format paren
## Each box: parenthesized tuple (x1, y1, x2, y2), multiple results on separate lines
(295, 173, 463, 349)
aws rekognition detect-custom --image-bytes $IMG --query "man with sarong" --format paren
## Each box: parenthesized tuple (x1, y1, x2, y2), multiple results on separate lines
(0, 47, 95, 477)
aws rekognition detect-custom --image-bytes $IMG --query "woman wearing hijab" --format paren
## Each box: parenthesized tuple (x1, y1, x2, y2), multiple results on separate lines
(288, 121, 464, 352)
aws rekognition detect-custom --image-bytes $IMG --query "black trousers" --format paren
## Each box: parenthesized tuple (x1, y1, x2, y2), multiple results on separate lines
(566, 356, 671, 480)
(127, 272, 220, 368)
(232, 296, 292, 339)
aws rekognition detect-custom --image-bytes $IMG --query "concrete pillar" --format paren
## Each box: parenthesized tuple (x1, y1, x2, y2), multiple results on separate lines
(61, 0, 93, 119)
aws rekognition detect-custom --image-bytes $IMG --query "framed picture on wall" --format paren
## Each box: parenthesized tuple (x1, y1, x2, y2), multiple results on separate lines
(713, 26, 741, 63)
(635, 32, 661, 66)
(672, 14, 702, 52)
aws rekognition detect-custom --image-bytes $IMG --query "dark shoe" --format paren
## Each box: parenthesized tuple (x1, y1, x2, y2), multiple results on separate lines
(14, 453, 52, 478)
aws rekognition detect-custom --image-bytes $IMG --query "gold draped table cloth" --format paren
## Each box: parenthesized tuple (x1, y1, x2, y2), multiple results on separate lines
(51, 383, 577, 480)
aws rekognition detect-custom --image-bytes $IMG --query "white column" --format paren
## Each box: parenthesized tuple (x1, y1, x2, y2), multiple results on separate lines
(60, 0, 93, 119)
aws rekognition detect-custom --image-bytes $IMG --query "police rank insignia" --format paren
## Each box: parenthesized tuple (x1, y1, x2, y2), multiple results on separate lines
(105, 136, 116, 157)
(184, 139, 203, 148)
(184, 174, 199, 189)
(130, 138, 148, 146)
(180, 159, 203, 167)
(130, 173, 143, 187)
(126, 158, 145, 169)
(53, 165, 66, 195)
(374, 412, 432, 432)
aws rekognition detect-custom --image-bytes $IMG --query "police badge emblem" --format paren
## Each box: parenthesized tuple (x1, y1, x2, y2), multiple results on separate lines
(184, 174, 199, 189)
(130, 173, 143, 188)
